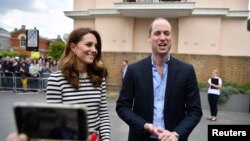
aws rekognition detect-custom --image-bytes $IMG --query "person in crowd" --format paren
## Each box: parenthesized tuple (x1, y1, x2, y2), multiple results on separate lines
(24, 58, 31, 77)
(2, 56, 12, 73)
(37, 58, 43, 74)
(29, 58, 40, 91)
(40, 59, 51, 74)
(46, 27, 110, 141)
(29, 59, 39, 78)
(206, 69, 223, 121)
(121, 59, 128, 79)
(116, 18, 202, 141)
(2, 56, 13, 89)
(20, 73, 28, 92)
(0, 56, 3, 73)
(49, 59, 58, 73)
(19, 61, 29, 91)
(12, 58, 20, 74)
(0, 56, 3, 89)
(12, 58, 22, 89)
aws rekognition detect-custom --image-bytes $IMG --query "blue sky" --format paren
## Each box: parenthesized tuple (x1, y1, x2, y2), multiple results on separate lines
(0, 0, 73, 39)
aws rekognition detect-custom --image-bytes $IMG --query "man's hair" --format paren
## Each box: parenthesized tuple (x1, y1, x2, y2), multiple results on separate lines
(123, 59, 128, 64)
(148, 17, 170, 35)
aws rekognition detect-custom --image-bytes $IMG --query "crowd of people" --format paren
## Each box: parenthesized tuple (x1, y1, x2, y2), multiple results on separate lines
(0, 56, 58, 91)
(0, 56, 59, 76)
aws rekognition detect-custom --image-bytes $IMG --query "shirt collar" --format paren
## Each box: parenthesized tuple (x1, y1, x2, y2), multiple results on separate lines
(151, 55, 170, 66)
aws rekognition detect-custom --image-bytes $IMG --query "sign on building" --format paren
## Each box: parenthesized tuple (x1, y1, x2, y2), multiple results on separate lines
(31, 51, 40, 59)
(26, 29, 39, 51)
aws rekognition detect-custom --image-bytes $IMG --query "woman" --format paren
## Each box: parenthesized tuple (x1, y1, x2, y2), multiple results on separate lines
(206, 69, 223, 121)
(29, 58, 40, 91)
(49, 59, 59, 73)
(46, 27, 110, 140)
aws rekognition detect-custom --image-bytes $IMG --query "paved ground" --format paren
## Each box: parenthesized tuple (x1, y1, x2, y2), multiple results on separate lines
(0, 91, 250, 141)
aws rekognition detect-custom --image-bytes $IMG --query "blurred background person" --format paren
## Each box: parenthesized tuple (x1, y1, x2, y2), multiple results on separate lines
(206, 69, 223, 121)
(121, 59, 128, 79)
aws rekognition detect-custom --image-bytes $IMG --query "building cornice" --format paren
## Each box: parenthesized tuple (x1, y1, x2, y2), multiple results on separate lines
(64, 9, 120, 19)
(114, 2, 195, 10)
(88, 9, 120, 15)
(192, 8, 249, 18)
(192, 8, 228, 16)
(64, 11, 91, 19)
(226, 11, 250, 18)
(64, 2, 250, 19)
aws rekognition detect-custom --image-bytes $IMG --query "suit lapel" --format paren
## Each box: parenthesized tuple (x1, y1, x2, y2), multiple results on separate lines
(142, 56, 154, 121)
(165, 57, 178, 106)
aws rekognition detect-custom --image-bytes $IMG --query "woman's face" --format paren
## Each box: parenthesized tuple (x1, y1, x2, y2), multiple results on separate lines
(211, 70, 218, 77)
(71, 33, 98, 66)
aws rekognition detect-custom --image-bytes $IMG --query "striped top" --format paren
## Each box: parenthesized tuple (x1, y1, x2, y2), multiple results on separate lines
(46, 71, 111, 141)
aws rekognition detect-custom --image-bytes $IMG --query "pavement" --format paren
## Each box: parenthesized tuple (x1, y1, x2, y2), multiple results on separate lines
(0, 91, 250, 141)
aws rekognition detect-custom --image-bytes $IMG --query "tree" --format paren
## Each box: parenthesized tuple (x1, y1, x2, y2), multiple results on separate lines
(48, 41, 65, 60)
(248, 18, 250, 31)
(0, 50, 20, 57)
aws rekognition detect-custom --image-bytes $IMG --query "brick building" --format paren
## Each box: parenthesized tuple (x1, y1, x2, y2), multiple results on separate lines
(10, 25, 51, 58)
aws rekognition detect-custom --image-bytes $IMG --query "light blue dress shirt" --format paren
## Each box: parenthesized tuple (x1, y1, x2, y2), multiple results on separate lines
(151, 56, 170, 131)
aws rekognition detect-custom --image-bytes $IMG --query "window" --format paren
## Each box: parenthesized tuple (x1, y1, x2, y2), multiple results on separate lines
(20, 36, 26, 47)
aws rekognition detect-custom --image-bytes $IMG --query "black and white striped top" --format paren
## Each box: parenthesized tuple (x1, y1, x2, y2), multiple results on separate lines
(46, 71, 111, 141)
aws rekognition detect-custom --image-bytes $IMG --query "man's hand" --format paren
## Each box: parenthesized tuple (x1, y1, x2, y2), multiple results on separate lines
(5, 133, 28, 141)
(144, 123, 159, 136)
(144, 123, 179, 141)
(157, 129, 179, 141)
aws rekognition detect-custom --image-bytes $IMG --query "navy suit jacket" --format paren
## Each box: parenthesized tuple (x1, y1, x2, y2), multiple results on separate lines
(116, 55, 202, 141)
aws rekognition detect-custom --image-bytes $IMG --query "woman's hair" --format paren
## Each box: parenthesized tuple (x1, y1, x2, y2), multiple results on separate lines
(211, 69, 219, 77)
(59, 27, 106, 89)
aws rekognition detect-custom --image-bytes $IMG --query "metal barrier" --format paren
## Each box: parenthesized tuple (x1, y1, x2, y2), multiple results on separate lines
(0, 72, 15, 91)
(0, 72, 51, 94)
(41, 73, 51, 92)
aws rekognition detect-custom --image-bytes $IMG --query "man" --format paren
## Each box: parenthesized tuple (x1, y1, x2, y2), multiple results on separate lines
(121, 59, 128, 79)
(116, 18, 202, 141)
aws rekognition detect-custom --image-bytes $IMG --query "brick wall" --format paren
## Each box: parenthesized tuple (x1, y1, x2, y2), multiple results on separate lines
(102, 52, 250, 86)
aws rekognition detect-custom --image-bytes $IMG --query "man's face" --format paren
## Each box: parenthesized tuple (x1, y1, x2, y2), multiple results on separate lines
(148, 19, 172, 56)
(122, 61, 127, 66)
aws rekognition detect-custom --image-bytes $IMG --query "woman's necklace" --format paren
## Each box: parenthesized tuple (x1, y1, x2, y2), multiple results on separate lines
(80, 73, 87, 78)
